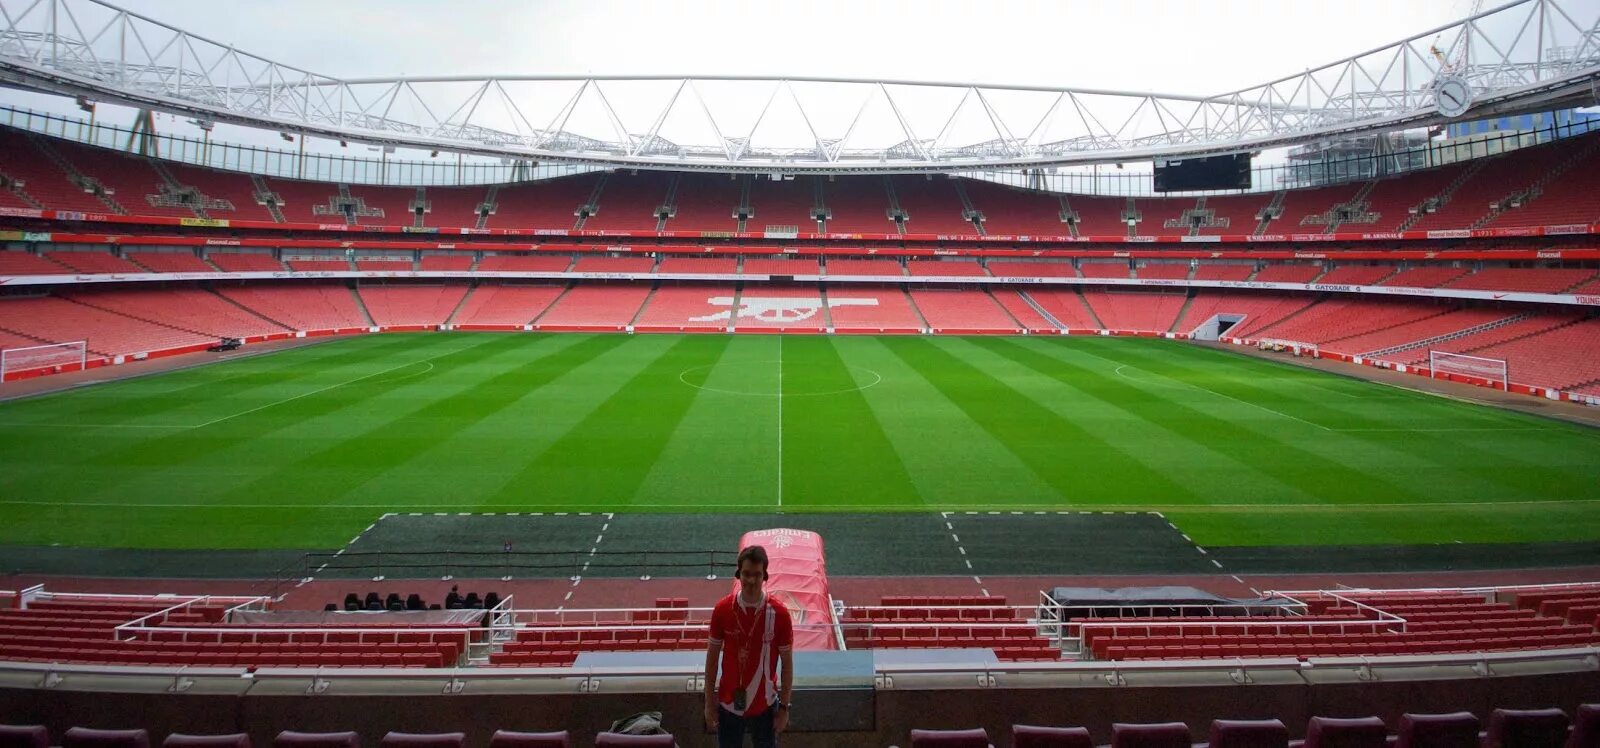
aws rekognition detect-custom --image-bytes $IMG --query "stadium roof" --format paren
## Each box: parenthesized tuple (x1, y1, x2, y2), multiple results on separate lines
(1, 0, 1597, 173)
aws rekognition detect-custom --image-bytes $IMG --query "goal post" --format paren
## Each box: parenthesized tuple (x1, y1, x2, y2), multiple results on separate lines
(1428, 350, 1509, 391)
(0, 341, 88, 381)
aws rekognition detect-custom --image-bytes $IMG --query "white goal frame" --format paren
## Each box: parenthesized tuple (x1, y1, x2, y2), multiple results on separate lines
(1429, 350, 1509, 391)
(0, 341, 88, 381)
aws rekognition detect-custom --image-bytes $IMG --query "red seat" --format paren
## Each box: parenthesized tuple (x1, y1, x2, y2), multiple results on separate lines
(1111, 722, 1191, 748)
(1012, 725, 1092, 748)
(908, 728, 991, 747)
(1209, 719, 1289, 748)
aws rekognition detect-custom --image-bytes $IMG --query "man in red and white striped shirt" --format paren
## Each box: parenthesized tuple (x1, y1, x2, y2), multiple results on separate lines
(704, 545, 794, 747)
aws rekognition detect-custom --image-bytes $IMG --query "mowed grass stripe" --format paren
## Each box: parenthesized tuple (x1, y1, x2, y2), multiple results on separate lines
(980, 336, 1395, 505)
(1097, 340, 1600, 503)
(880, 336, 1198, 504)
(486, 335, 733, 507)
(840, 337, 1062, 507)
(779, 336, 922, 509)
(202, 333, 619, 511)
(1171, 501, 1600, 546)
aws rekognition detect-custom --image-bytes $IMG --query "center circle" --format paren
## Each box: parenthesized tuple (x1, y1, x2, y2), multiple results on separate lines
(678, 360, 883, 397)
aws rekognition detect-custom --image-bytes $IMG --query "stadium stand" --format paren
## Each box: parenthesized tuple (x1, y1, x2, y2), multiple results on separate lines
(630, 284, 736, 332)
(50, 142, 199, 219)
(1141, 196, 1207, 237)
(1392, 311, 1586, 365)
(345, 185, 419, 227)
(358, 285, 469, 327)
(161, 163, 278, 222)
(533, 284, 652, 330)
(1079, 260, 1131, 279)
(1189, 264, 1255, 282)
(992, 290, 1063, 333)
(571, 256, 654, 273)
(1482, 142, 1600, 228)
(729, 285, 831, 332)
(1179, 292, 1316, 336)
(45, 250, 144, 274)
(1230, 298, 1447, 344)
(287, 259, 353, 272)
(1443, 267, 1596, 294)
(1408, 143, 1573, 232)
(655, 256, 738, 274)
(1021, 289, 1101, 330)
(1279, 183, 1368, 233)
(206, 252, 286, 272)
(1320, 306, 1511, 356)
(745, 176, 819, 234)
(892, 176, 979, 234)
(825, 286, 926, 333)
(819, 177, 896, 233)
(1359, 164, 1467, 231)
(418, 254, 475, 271)
(354, 259, 414, 272)
(0, 129, 113, 213)
(1068, 195, 1129, 236)
(985, 261, 1079, 278)
(825, 258, 905, 276)
(128, 251, 217, 273)
(60, 288, 289, 340)
(0, 295, 214, 356)
(958, 180, 1071, 236)
(484, 174, 600, 230)
(1312, 264, 1398, 286)
(740, 256, 821, 276)
(1134, 263, 1193, 280)
(1250, 264, 1324, 283)
(450, 285, 566, 328)
(1379, 265, 1472, 288)
(664, 174, 740, 232)
(582, 173, 669, 232)
(477, 255, 572, 273)
(215, 284, 370, 331)
(256, 178, 343, 224)
(908, 289, 1022, 334)
(1081, 290, 1187, 332)
(841, 595, 1057, 661)
(906, 259, 988, 277)
(420, 186, 492, 229)
(1465, 316, 1600, 391)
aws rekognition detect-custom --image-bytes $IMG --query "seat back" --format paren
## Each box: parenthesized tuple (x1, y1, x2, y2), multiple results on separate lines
(591, 735, 673, 747)
(163, 735, 252, 748)
(64, 729, 151, 748)
(274, 732, 360, 748)
(379, 734, 464, 748)
(908, 728, 991, 747)
(1304, 717, 1388, 748)
(1485, 708, 1567, 748)
(1012, 725, 1092, 748)
(487, 731, 569, 748)
(1209, 719, 1289, 748)
(1569, 704, 1600, 748)
(1112, 723, 1191, 748)
(0, 725, 50, 748)
(1397, 712, 1481, 748)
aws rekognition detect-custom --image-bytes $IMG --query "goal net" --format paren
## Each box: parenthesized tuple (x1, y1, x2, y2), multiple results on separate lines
(1429, 350, 1509, 391)
(1257, 338, 1320, 357)
(1, 341, 88, 380)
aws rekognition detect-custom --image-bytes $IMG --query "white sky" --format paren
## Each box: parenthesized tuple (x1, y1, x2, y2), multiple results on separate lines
(1, 0, 1504, 166)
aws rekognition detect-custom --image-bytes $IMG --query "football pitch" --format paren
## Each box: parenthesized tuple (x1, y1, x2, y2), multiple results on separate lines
(1, 331, 1598, 561)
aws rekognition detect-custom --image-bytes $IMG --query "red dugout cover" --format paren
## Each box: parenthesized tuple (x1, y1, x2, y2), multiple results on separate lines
(737, 528, 836, 651)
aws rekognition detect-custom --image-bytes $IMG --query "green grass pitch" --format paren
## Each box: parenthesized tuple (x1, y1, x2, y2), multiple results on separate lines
(1, 331, 1597, 552)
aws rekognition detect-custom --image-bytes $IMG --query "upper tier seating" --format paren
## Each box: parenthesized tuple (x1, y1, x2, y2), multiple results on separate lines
(1198, 194, 1274, 236)
(1140, 197, 1206, 237)
(422, 187, 492, 229)
(1069, 196, 1128, 236)
(346, 186, 418, 227)
(825, 286, 925, 333)
(825, 259, 904, 276)
(1135, 263, 1192, 280)
(729, 285, 831, 332)
(892, 176, 978, 234)
(664, 175, 740, 232)
(1359, 163, 1467, 231)
(61, 288, 289, 339)
(162, 163, 278, 222)
(533, 285, 652, 330)
(1484, 142, 1600, 228)
(909, 289, 1021, 334)
(1313, 265, 1397, 286)
(261, 178, 345, 224)
(217, 284, 370, 330)
(631, 284, 736, 332)
(571, 256, 654, 273)
(128, 251, 217, 273)
(207, 252, 286, 272)
(1379, 266, 1470, 288)
(1189, 264, 1255, 282)
(986, 262, 1078, 278)
(959, 180, 1070, 236)
(1280, 183, 1368, 232)
(655, 257, 738, 274)
(477, 255, 572, 272)
(1444, 268, 1596, 294)
(745, 176, 819, 234)
(51, 142, 199, 219)
(1409, 144, 1572, 232)
(906, 259, 988, 277)
(418, 255, 475, 271)
(45, 251, 145, 274)
(740, 257, 821, 275)
(583, 174, 669, 232)
(0, 129, 112, 213)
(486, 174, 600, 230)
(820, 178, 896, 233)
(0, 296, 213, 356)
(451, 285, 566, 327)
(358, 285, 469, 327)
(1081, 290, 1186, 333)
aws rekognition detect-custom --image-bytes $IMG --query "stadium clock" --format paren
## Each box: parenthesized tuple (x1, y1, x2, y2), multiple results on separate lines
(1433, 75, 1473, 118)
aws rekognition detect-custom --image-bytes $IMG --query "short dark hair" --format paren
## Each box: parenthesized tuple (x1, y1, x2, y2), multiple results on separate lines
(736, 544, 769, 576)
